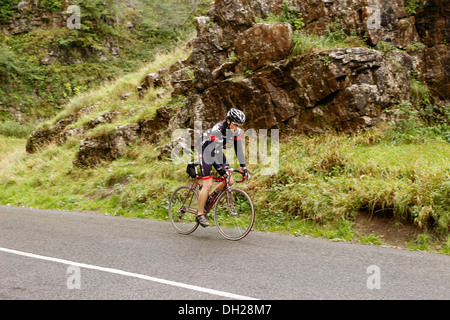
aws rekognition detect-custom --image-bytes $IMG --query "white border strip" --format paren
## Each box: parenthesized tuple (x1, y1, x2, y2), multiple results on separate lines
(0, 247, 258, 300)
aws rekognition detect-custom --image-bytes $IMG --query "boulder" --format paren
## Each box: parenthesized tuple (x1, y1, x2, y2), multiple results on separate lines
(138, 68, 170, 97)
(140, 106, 173, 144)
(26, 114, 78, 153)
(73, 123, 140, 168)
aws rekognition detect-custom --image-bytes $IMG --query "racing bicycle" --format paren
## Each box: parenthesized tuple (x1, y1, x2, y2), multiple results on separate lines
(168, 162, 255, 241)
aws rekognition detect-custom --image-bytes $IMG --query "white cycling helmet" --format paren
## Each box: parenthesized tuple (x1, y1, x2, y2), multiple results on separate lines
(227, 108, 246, 124)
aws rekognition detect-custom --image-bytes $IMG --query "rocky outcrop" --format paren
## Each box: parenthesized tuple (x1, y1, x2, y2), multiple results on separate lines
(26, 106, 119, 153)
(160, 0, 448, 134)
(199, 47, 413, 133)
(73, 123, 140, 168)
(0, 0, 68, 35)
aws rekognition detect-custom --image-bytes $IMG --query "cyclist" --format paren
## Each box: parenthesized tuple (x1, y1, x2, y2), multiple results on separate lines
(196, 108, 250, 227)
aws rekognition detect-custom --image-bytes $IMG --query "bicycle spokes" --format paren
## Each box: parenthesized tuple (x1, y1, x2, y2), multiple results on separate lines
(214, 188, 255, 241)
(168, 186, 199, 235)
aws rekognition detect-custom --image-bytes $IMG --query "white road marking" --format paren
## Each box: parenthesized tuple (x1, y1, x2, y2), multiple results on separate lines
(0, 247, 258, 300)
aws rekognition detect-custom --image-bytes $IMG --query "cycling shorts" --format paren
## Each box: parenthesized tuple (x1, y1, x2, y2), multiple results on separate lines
(199, 147, 228, 180)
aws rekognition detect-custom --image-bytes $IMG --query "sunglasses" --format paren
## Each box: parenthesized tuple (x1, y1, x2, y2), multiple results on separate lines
(231, 122, 243, 127)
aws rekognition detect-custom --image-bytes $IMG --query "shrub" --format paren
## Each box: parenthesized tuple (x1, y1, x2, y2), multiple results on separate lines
(0, 0, 20, 23)
(404, 0, 422, 15)
(0, 121, 35, 138)
(40, 0, 63, 12)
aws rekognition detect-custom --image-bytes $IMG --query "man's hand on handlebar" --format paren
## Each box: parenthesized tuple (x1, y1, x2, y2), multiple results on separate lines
(241, 167, 251, 180)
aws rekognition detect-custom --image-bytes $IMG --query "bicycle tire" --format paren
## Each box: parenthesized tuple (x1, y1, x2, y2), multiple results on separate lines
(214, 188, 255, 241)
(168, 185, 199, 235)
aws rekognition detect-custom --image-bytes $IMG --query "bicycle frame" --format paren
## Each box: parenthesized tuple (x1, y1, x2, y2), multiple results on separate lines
(181, 167, 246, 216)
(169, 165, 254, 240)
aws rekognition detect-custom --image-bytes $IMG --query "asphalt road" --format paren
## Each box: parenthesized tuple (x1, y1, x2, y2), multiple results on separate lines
(0, 205, 449, 300)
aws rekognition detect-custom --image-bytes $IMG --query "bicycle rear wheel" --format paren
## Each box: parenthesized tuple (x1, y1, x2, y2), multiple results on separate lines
(214, 188, 255, 241)
(168, 186, 199, 235)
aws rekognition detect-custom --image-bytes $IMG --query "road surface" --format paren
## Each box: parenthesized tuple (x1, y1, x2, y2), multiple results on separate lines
(0, 205, 448, 300)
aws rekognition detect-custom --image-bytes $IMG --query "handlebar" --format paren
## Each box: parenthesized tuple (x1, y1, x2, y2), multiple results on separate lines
(227, 168, 250, 183)
(210, 167, 250, 183)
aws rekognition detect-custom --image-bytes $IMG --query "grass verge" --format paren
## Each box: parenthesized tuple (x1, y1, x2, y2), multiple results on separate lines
(0, 123, 448, 253)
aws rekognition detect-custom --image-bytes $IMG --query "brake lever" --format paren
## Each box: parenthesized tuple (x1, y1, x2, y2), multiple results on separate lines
(235, 168, 249, 183)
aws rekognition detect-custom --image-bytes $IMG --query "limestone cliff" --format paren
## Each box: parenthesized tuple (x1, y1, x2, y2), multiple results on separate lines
(164, 0, 448, 133)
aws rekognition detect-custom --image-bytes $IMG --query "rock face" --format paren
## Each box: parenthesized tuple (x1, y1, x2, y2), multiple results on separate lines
(1, 0, 123, 64)
(235, 22, 293, 72)
(200, 47, 413, 132)
(160, 0, 448, 134)
(0, 0, 68, 35)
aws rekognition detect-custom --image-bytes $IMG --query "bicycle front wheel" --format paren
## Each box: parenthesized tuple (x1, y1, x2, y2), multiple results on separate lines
(214, 188, 255, 241)
(168, 186, 199, 235)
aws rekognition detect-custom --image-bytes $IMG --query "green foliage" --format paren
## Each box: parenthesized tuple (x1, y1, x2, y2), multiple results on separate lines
(291, 17, 366, 55)
(0, 0, 20, 23)
(385, 100, 450, 143)
(0, 43, 25, 81)
(40, 0, 63, 12)
(0, 121, 35, 138)
(374, 41, 398, 53)
(0, 65, 448, 251)
(255, 0, 304, 31)
(251, 129, 450, 240)
(404, 0, 422, 15)
(406, 41, 427, 51)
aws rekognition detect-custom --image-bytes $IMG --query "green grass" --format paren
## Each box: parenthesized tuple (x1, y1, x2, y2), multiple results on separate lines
(0, 121, 448, 253)
(291, 30, 366, 55)
(0, 121, 36, 138)
(290, 17, 366, 55)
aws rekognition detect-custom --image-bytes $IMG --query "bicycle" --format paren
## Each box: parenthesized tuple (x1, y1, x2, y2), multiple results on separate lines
(168, 162, 255, 241)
